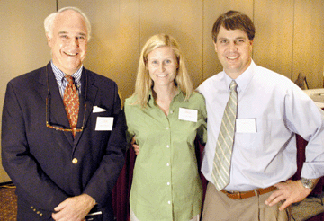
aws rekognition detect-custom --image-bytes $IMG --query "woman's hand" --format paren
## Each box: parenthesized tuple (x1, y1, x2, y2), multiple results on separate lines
(130, 137, 139, 155)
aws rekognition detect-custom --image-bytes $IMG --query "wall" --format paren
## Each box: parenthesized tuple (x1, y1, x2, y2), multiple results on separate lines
(0, 0, 323, 182)
(0, 1, 55, 183)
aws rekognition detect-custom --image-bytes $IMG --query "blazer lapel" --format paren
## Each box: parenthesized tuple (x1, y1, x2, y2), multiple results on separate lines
(38, 65, 49, 106)
(74, 68, 98, 146)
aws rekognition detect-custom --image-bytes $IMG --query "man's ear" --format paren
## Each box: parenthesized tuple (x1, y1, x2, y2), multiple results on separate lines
(46, 33, 52, 47)
(249, 40, 254, 52)
(249, 40, 254, 47)
(213, 41, 218, 53)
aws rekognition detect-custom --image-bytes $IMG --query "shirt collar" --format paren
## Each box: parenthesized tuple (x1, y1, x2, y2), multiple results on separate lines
(50, 60, 83, 86)
(148, 87, 183, 107)
(223, 59, 256, 94)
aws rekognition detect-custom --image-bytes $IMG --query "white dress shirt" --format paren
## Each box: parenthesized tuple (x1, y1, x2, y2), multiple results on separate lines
(197, 60, 324, 191)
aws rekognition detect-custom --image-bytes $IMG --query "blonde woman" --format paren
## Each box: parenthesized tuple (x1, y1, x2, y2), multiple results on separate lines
(124, 34, 207, 221)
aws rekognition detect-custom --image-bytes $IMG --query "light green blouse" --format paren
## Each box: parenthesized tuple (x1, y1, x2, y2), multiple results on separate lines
(124, 90, 207, 221)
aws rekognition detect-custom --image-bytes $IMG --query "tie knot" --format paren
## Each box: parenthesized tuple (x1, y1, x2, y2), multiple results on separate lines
(65, 75, 75, 85)
(229, 80, 237, 92)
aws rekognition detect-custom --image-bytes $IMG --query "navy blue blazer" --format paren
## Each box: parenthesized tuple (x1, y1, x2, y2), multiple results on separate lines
(1, 63, 127, 220)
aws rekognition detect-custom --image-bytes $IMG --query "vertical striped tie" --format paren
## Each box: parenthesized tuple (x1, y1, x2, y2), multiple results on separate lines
(211, 80, 238, 190)
(63, 75, 79, 137)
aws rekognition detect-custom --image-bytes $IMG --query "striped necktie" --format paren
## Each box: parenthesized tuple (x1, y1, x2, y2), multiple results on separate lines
(63, 75, 79, 137)
(211, 80, 238, 190)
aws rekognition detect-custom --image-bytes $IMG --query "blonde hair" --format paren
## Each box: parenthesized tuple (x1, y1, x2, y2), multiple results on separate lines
(44, 6, 92, 41)
(133, 33, 193, 108)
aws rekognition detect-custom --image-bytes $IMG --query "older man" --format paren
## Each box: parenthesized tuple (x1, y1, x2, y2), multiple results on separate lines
(1, 7, 126, 221)
(198, 10, 324, 220)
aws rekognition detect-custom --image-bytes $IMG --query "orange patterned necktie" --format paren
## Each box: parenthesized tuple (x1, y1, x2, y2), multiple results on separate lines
(63, 75, 79, 137)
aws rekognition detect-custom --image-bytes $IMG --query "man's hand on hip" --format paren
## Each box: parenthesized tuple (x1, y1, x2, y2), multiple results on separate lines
(264, 180, 315, 210)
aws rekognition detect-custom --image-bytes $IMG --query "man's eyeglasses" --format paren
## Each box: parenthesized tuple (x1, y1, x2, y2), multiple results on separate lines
(46, 95, 87, 133)
(45, 67, 87, 133)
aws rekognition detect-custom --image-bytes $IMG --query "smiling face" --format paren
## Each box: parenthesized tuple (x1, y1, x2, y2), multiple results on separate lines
(47, 10, 87, 75)
(147, 46, 178, 89)
(214, 26, 253, 79)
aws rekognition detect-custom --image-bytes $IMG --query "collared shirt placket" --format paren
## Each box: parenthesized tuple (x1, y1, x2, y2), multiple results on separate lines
(164, 112, 174, 219)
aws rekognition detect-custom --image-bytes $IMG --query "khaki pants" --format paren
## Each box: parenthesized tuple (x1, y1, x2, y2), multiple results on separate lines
(202, 182, 291, 221)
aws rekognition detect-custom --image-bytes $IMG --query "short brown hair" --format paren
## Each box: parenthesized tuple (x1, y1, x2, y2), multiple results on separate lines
(211, 10, 255, 43)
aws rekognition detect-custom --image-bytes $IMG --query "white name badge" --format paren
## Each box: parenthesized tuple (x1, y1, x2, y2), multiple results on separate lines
(95, 117, 113, 131)
(178, 108, 198, 122)
(236, 119, 256, 133)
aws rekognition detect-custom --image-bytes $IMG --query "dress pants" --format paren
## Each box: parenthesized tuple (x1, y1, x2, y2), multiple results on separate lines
(202, 182, 291, 221)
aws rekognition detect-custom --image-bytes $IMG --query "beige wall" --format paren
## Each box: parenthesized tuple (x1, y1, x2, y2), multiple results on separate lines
(0, 1, 55, 183)
(0, 0, 323, 182)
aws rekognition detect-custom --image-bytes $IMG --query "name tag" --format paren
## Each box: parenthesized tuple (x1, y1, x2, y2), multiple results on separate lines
(178, 108, 198, 122)
(95, 117, 113, 131)
(236, 119, 256, 133)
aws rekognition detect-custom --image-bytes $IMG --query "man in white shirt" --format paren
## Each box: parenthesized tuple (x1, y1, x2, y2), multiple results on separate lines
(197, 10, 324, 220)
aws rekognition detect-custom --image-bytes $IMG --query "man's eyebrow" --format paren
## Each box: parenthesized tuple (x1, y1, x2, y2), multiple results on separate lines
(58, 31, 68, 35)
(57, 31, 86, 36)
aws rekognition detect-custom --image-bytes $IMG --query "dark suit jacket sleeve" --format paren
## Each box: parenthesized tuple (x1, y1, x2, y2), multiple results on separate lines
(1, 81, 68, 211)
(83, 82, 127, 206)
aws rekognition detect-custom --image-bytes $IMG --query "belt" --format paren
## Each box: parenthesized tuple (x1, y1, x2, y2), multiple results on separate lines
(221, 186, 276, 199)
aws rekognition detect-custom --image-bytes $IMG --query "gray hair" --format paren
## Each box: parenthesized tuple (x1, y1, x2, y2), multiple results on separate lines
(44, 6, 92, 41)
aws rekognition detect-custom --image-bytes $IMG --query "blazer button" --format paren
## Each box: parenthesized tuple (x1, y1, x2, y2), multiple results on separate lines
(72, 158, 78, 164)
